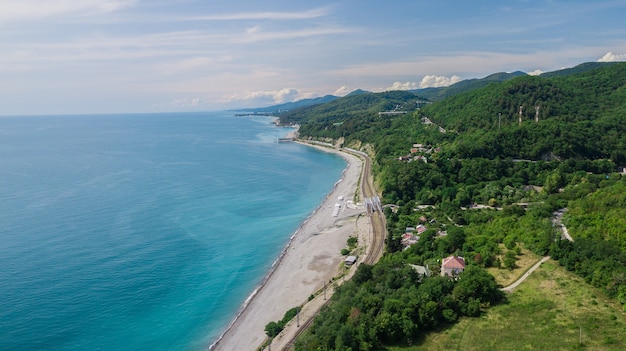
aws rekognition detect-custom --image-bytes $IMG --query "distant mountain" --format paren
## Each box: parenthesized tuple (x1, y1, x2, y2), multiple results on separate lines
(407, 62, 617, 101)
(279, 90, 420, 127)
(237, 62, 618, 117)
(410, 71, 527, 101)
(236, 95, 339, 114)
(539, 61, 617, 78)
(345, 89, 370, 96)
(283, 61, 626, 161)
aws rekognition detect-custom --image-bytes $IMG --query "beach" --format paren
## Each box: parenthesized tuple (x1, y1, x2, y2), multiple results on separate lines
(210, 143, 368, 351)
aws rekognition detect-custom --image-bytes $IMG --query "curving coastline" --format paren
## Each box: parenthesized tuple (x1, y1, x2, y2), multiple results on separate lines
(210, 141, 366, 351)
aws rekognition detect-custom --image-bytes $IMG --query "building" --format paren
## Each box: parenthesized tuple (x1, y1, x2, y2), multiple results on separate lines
(345, 255, 357, 266)
(441, 256, 465, 277)
(401, 233, 419, 247)
(409, 264, 431, 281)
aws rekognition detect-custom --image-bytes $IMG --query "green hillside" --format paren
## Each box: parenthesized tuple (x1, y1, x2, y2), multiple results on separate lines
(279, 90, 423, 139)
(421, 63, 626, 161)
(285, 62, 626, 351)
(539, 61, 617, 78)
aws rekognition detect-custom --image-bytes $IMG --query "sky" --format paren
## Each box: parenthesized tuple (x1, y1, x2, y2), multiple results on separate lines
(1, 0, 626, 115)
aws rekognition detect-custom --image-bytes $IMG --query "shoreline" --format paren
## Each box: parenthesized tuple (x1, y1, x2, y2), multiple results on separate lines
(210, 139, 366, 351)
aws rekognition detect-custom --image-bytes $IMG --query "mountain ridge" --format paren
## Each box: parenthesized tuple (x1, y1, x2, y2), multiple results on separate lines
(242, 61, 615, 114)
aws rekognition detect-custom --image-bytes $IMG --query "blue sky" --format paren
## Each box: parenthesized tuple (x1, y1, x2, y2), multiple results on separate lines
(1, 0, 626, 115)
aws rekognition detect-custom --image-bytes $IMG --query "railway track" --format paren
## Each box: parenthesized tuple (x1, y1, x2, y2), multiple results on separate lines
(280, 148, 385, 350)
(360, 152, 385, 265)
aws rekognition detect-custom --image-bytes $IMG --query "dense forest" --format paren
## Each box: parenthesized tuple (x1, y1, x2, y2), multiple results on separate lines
(276, 62, 626, 350)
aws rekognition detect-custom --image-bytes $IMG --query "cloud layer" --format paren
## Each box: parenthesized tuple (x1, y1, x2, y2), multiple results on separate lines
(0, 0, 136, 21)
(419, 75, 462, 88)
(598, 52, 626, 62)
(2, 1, 626, 114)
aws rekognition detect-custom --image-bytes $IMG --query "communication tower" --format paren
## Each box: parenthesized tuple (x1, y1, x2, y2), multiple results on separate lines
(535, 106, 540, 123)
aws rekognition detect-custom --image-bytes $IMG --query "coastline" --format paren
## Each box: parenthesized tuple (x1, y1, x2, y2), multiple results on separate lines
(210, 140, 367, 351)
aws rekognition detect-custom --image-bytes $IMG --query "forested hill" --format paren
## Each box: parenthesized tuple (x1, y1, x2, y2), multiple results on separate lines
(422, 62, 626, 161)
(283, 62, 626, 163)
(285, 61, 626, 350)
(278, 90, 422, 129)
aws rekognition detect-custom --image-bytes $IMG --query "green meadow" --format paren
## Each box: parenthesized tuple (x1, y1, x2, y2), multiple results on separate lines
(392, 260, 626, 351)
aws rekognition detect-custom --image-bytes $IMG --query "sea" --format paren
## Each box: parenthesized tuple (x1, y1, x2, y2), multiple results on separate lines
(0, 112, 346, 351)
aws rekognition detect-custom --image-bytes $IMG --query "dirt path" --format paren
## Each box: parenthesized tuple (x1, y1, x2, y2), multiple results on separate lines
(501, 209, 573, 292)
(500, 256, 550, 293)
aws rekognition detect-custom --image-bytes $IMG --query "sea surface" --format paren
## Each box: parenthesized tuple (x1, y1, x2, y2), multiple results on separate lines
(0, 112, 346, 350)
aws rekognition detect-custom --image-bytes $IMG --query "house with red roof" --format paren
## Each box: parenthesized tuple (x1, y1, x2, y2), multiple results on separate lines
(441, 256, 465, 277)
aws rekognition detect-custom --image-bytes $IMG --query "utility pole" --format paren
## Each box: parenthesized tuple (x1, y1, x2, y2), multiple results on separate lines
(579, 326, 582, 346)
(498, 112, 501, 130)
(518, 105, 523, 126)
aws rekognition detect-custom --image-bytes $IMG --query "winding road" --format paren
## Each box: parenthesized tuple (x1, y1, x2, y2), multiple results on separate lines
(500, 208, 572, 293)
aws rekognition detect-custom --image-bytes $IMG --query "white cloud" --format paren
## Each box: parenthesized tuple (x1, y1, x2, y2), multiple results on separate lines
(386, 81, 418, 91)
(0, 0, 137, 22)
(189, 7, 331, 21)
(597, 52, 626, 62)
(238, 26, 357, 44)
(222, 88, 301, 106)
(328, 48, 600, 81)
(246, 26, 261, 35)
(527, 69, 544, 76)
(172, 97, 203, 108)
(419, 75, 461, 88)
(333, 85, 352, 96)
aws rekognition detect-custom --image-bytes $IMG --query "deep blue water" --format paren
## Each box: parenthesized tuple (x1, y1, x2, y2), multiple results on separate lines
(0, 112, 345, 350)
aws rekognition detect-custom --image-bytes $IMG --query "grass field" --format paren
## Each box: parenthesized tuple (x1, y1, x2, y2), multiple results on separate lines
(486, 245, 543, 288)
(391, 260, 626, 351)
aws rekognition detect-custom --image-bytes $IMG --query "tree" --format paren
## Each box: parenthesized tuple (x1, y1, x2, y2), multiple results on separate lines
(453, 265, 504, 306)
(264, 321, 282, 338)
(503, 250, 517, 270)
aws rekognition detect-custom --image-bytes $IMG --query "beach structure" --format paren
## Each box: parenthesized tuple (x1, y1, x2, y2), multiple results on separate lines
(332, 203, 341, 217)
(441, 256, 465, 277)
(345, 256, 357, 266)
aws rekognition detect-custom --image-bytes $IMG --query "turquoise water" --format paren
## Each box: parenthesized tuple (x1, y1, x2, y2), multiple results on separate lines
(0, 112, 345, 350)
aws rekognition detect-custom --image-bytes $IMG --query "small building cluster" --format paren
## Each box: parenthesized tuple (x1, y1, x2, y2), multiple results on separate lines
(398, 143, 441, 162)
(400, 214, 443, 249)
(401, 224, 428, 248)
